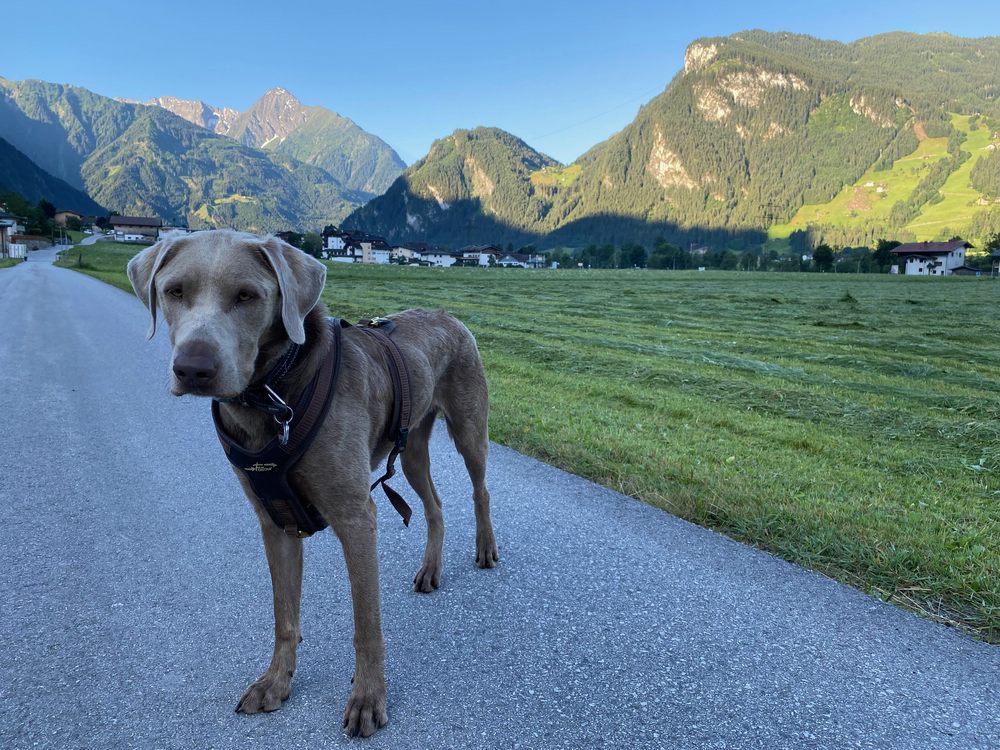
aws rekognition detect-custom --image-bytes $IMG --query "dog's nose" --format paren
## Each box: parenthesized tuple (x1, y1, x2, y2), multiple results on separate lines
(173, 341, 219, 388)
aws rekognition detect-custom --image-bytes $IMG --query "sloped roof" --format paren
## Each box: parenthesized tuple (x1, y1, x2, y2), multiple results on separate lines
(890, 240, 971, 256)
(111, 216, 163, 227)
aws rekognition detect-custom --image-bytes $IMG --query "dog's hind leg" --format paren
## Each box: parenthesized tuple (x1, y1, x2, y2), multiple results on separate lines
(443, 404, 498, 570)
(402, 410, 445, 592)
(236, 513, 303, 714)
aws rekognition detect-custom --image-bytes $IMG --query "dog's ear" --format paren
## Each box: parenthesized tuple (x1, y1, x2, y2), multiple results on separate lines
(257, 236, 327, 344)
(126, 235, 185, 340)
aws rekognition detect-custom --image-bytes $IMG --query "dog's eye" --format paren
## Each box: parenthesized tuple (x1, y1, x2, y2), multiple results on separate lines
(236, 291, 254, 303)
(167, 287, 183, 299)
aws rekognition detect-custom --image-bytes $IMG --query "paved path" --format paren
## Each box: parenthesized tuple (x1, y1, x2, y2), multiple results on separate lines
(1, 254, 998, 750)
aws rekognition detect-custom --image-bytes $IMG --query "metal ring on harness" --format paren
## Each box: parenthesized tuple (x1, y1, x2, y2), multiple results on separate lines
(264, 384, 294, 446)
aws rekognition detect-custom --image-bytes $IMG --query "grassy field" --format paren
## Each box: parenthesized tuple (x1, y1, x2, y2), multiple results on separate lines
(0, 257, 23, 269)
(59, 242, 1000, 639)
(773, 114, 1000, 243)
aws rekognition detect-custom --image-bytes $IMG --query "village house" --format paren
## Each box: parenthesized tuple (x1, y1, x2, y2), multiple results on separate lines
(0, 215, 27, 258)
(391, 242, 435, 263)
(53, 209, 82, 226)
(497, 252, 546, 268)
(110, 215, 162, 242)
(321, 229, 392, 264)
(361, 238, 392, 265)
(321, 226, 350, 255)
(457, 244, 502, 267)
(420, 249, 460, 267)
(890, 240, 974, 276)
(326, 237, 363, 263)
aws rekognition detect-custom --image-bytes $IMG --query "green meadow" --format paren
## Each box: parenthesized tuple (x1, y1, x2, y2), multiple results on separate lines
(908, 117, 995, 238)
(774, 114, 999, 242)
(774, 132, 950, 234)
(60, 242, 1000, 639)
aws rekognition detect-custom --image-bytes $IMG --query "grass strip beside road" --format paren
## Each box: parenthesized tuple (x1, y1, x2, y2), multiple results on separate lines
(60, 241, 1000, 639)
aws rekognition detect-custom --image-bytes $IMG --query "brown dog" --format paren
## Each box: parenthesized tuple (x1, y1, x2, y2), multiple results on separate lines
(127, 229, 497, 737)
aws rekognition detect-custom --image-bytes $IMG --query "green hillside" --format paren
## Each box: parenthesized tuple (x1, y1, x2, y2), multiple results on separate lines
(0, 136, 104, 213)
(774, 114, 1000, 245)
(345, 127, 560, 246)
(265, 107, 406, 197)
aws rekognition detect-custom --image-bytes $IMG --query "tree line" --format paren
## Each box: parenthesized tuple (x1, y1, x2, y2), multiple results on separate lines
(539, 233, 1000, 272)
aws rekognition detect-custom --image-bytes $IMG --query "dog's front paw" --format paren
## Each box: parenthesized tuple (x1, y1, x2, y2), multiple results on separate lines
(342, 684, 387, 738)
(235, 672, 292, 714)
(413, 561, 442, 593)
(475, 528, 498, 569)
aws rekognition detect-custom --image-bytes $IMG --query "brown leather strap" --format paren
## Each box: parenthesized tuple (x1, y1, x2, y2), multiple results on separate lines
(212, 319, 344, 537)
(286, 321, 341, 454)
(355, 319, 414, 526)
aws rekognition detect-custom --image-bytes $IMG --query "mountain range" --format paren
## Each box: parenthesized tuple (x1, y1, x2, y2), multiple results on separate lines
(347, 31, 1000, 249)
(0, 80, 404, 230)
(147, 88, 405, 196)
(3, 31, 999, 248)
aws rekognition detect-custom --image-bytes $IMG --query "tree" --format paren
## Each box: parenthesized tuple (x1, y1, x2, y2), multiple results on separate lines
(38, 199, 55, 219)
(301, 232, 323, 257)
(984, 232, 1000, 253)
(813, 244, 834, 272)
(65, 216, 82, 232)
(547, 249, 573, 268)
(873, 239, 900, 269)
(623, 243, 647, 268)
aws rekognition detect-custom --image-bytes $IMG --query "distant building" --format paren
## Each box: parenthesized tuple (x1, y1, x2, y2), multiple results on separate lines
(110, 215, 162, 242)
(457, 244, 502, 267)
(497, 252, 545, 268)
(321, 226, 349, 254)
(0, 218, 19, 257)
(392, 242, 434, 263)
(950, 265, 982, 277)
(889, 240, 972, 276)
(54, 209, 82, 226)
(420, 249, 459, 268)
(321, 228, 391, 264)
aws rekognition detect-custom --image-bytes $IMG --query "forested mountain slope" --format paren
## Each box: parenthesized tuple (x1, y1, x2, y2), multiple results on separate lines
(350, 31, 1000, 248)
(0, 136, 104, 213)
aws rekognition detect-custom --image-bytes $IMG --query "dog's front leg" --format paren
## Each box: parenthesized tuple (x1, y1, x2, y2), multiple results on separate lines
(236, 515, 303, 714)
(331, 495, 388, 738)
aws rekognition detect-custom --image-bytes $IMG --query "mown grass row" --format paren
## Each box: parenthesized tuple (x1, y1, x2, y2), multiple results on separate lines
(59, 242, 1000, 639)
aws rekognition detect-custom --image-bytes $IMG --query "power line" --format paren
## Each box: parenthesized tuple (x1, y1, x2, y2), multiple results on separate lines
(526, 86, 664, 143)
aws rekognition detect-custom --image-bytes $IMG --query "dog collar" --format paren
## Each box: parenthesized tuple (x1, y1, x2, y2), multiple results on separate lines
(213, 342, 301, 439)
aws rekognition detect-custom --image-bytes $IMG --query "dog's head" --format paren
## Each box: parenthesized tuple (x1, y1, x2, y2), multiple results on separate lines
(127, 229, 326, 398)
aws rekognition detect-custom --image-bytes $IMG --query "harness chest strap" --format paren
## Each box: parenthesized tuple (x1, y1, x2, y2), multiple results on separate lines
(211, 317, 414, 537)
(211, 319, 343, 538)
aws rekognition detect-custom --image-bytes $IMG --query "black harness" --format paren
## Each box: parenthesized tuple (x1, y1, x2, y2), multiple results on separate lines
(212, 317, 413, 538)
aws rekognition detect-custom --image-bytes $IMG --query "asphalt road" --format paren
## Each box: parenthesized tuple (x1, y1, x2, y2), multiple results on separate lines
(1, 249, 998, 750)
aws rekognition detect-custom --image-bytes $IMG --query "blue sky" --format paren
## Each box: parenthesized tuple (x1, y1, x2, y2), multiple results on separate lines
(4, 1, 997, 164)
